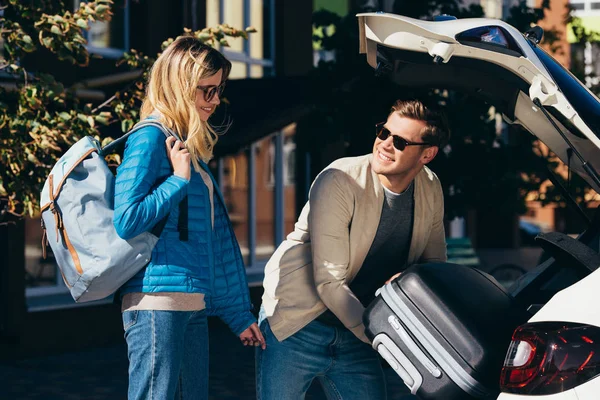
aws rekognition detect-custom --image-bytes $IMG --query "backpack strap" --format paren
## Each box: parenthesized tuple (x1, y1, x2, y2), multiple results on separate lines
(103, 119, 189, 242)
(99, 120, 182, 156)
(177, 196, 189, 241)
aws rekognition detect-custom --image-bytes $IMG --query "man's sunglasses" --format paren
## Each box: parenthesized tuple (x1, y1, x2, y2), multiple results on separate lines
(375, 122, 432, 151)
(197, 82, 226, 102)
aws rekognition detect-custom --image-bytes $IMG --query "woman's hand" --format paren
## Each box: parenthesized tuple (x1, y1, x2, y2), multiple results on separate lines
(239, 322, 266, 350)
(165, 136, 191, 181)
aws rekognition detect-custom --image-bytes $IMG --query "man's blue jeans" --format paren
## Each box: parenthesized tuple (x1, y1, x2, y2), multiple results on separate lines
(255, 311, 387, 399)
(122, 309, 209, 400)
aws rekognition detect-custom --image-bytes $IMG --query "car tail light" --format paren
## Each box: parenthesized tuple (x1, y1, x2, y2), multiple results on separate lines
(500, 322, 600, 395)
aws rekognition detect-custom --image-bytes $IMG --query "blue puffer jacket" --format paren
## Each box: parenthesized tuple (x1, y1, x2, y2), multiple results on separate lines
(113, 123, 255, 336)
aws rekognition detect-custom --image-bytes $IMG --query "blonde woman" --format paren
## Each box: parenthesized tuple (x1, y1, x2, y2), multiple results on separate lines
(113, 36, 265, 400)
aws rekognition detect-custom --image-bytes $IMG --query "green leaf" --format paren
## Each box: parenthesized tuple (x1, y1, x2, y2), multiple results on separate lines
(27, 152, 41, 165)
(58, 112, 71, 120)
(95, 115, 109, 125)
(76, 19, 89, 29)
(197, 32, 211, 41)
(96, 5, 109, 14)
(22, 35, 32, 44)
(121, 119, 134, 132)
(41, 36, 54, 48)
(50, 25, 62, 35)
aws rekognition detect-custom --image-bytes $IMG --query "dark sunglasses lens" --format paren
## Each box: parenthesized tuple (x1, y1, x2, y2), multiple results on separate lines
(377, 126, 390, 140)
(204, 87, 216, 102)
(377, 127, 407, 151)
(393, 137, 407, 151)
(204, 84, 225, 102)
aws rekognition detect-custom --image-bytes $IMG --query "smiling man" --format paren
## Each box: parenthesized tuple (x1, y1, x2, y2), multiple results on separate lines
(255, 99, 450, 400)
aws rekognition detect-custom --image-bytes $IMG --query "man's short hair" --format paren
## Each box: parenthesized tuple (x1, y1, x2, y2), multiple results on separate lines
(389, 99, 450, 148)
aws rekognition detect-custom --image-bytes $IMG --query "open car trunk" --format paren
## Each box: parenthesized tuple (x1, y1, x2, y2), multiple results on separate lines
(357, 12, 600, 304)
(357, 13, 600, 399)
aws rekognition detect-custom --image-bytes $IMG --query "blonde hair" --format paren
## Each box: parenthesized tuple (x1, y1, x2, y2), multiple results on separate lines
(141, 35, 231, 170)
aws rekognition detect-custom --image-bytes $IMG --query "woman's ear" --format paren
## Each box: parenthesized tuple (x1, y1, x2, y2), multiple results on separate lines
(421, 146, 438, 165)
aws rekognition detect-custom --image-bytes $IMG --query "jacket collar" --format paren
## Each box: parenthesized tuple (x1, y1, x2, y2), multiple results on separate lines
(363, 154, 434, 266)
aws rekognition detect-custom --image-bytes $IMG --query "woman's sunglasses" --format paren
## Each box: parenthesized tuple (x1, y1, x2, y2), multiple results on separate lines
(375, 122, 432, 151)
(197, 82, 226, 102)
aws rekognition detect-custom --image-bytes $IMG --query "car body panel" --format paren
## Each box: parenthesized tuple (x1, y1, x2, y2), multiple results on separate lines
(357, 13, 600, 400)
(529, 265, 600, 326)
(574, 375, 600, 399)
(497, 390, 579, 400)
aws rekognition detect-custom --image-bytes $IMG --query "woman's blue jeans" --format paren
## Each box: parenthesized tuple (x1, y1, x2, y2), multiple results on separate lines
(122, 309, 209, 400)
(255, 310, 387, 399)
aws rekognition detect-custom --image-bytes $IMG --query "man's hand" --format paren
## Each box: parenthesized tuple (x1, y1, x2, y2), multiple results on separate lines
(385, 272, 402, 285)
(239, 322, 266, 350)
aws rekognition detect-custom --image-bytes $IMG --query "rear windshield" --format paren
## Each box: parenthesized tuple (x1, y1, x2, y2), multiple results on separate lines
(532, 45, 600, 140)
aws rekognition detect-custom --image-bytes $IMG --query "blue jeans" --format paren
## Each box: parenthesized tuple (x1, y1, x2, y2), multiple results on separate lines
(122, 309, 209, 400)
(255, 311, 387, 400)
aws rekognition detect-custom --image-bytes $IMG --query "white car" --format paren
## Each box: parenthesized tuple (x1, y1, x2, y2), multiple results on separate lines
(358, 12, 600, 399)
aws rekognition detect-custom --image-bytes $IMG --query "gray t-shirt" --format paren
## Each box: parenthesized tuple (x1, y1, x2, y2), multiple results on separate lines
(317, 181, 415, 326)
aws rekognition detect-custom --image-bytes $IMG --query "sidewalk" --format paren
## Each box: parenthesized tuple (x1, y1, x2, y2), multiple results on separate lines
(0, 316, 414, 400)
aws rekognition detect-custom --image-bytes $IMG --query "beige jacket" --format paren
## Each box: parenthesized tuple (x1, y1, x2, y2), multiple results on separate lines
(261, 155, 447, 343)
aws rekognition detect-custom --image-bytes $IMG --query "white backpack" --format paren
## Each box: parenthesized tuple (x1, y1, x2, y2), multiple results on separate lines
(40, 120, 179, 302)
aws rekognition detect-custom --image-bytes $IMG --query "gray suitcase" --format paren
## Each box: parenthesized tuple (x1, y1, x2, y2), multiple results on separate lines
(364, 263, 529, 399)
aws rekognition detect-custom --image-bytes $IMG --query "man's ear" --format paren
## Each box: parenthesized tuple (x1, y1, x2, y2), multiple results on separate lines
(421, 146, 438, 165)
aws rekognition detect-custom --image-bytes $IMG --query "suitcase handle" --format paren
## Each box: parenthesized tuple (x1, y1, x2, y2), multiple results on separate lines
(373, 334, 423, 395)
(380, 283, 491, 398)
(388, 315, 443, 379)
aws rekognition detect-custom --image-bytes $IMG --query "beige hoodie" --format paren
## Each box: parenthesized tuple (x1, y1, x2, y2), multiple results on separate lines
(261, 154, 447, 343)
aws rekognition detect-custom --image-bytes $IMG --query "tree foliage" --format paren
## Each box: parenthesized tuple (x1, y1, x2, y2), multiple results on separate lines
(0, 0, 254, 215)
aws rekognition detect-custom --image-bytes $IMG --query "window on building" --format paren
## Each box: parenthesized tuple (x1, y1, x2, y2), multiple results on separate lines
(207, 0, 274, 79)
(215, 151, 251, 265)
(569, 0, 600, 13)
(74, 0, 130, 58)
(209, 0, 297, 274)
(268, 126, 296, 187)
(217, 128, 297, 268)
(571, 41, 600, 89)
